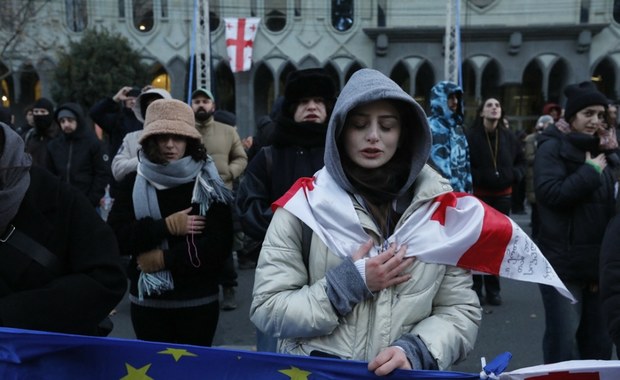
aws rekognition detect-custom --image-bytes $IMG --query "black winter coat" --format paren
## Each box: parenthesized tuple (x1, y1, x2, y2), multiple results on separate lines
(600, 211, 620, 348)
(534, 124, 616, 282)
(0, 166, 127, 335)
(466, 125, 525, 192)
(89, 97, 142, 156)
(47, 103, 111, 207)
(235, 116, 326, 242)
(108, 172, 233, 302)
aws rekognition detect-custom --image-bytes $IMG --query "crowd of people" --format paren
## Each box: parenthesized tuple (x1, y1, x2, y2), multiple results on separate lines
(1, 67, 619, 375)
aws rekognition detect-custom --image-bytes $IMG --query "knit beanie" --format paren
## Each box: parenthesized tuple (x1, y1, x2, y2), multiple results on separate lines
(282, 68, 337, 118)
(56, 109, 77, 120)
(139, 99, 202, 143)
(33, 98, 54, 114)
(563, 81, 608, 121)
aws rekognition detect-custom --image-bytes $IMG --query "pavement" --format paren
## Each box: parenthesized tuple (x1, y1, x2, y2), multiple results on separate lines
(106, 205, 610, 373)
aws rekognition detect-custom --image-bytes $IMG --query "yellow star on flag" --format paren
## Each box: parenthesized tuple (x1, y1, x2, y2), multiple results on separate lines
(158, 348, 198, 362)
(120, 363, 153, 380)
(278, 366, 312, 380)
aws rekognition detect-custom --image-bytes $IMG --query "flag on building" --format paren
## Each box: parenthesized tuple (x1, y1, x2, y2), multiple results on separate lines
(273, 168, 576, 303)
(224, 17, 260, 73)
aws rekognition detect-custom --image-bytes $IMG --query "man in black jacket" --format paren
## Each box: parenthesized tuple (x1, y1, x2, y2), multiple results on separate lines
(0, 122, 127, 336)
(47, 103, 111, 208)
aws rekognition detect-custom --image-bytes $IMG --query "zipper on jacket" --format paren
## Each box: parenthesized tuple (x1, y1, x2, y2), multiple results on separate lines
(66, 141, 73, 184)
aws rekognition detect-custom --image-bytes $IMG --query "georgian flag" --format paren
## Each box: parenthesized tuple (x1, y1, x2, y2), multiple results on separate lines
(224, 18, 260, 73)
(273, 167, 576, 303)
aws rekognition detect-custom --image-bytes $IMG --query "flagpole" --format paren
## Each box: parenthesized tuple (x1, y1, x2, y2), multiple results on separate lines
(187, 0, 198, 103)
(195, 0, 211, 94)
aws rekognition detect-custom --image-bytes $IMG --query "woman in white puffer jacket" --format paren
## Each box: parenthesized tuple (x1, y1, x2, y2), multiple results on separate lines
(250, 69, 481, 375)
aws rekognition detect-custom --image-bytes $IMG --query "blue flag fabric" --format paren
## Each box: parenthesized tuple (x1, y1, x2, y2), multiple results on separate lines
(0, 327, 483, 379)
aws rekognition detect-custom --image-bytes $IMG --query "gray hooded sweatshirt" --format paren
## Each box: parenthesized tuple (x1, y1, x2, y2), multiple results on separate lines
(324, 68, 432, 198)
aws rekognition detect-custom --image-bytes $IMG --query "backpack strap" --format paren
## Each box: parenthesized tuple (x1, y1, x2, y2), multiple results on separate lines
(0, 225, 63, 276)
(301, 222, 312, 273)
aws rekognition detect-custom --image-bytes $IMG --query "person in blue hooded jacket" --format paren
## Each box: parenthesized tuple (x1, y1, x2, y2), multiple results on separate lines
(427, 81, 472, 193)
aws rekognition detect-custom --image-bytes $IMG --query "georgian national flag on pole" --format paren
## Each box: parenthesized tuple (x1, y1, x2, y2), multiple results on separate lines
(224, 17, 260, 73)
(273, 167, 576, 303)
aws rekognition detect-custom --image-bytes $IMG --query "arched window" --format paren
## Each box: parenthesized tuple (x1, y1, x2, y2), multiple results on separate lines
(19, 65, 39, 105)
(415, 62, 435, 109)
(1, 69, 12, 107)
(254, 64, 274, 119)
(66, 0, 88, 32)
(345, 62, 363, 84)
(593, 57, 617, 99)
(160, 0, 168, 18)
(512, 60, 542, 117)
(378, 0, 387, 27)
(332, 0, 354, 32)
(151, 71, 171, 93)
(265, 0, 287, 32)
(390, 62, 410, 95)
(118, 0, 125, 18)
(133, 0, 154, 33)
(294, 0, 301, 17)
(614, 0, 620, 24)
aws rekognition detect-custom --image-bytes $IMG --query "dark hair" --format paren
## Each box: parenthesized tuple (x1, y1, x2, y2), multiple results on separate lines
(471, 97, 505, 130)
(140, 135, 207, 164)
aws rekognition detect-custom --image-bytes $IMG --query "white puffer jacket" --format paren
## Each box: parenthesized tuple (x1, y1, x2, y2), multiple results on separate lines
(250, 166, 481, 370)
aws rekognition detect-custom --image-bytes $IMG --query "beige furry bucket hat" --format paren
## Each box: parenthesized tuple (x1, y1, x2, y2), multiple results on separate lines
(139, 99, 202, 143)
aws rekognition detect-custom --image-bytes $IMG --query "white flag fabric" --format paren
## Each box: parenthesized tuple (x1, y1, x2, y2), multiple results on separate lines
(273, 167, 576, 303)
(224, 18, 260, 73)
(499, 360, 620, 379)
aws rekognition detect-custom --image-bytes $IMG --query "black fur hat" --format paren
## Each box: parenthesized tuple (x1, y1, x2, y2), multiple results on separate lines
(283, 68, 337, 117)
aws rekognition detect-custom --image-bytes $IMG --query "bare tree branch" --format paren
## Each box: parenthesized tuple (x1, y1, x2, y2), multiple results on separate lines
(0, 0, 51, 79)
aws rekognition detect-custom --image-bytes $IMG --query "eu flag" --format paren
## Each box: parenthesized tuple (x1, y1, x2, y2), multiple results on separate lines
(0, 327, 481, 379)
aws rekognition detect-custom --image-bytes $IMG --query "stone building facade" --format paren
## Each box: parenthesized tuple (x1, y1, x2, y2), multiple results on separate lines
(1, 0, 619, 136)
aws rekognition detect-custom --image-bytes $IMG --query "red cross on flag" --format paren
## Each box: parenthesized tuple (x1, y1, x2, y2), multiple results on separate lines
(224, 18, 260, 73)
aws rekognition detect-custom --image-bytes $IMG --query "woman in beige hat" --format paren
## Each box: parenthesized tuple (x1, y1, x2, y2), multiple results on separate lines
(107, 99, 233, 346)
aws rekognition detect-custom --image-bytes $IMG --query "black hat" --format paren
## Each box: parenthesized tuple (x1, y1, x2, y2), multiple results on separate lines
(563, 81, 608, 121)
(283, 68, 336, 116)
(33, 97, 54, 114)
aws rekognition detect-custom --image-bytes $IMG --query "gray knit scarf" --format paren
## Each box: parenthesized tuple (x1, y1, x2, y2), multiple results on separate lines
(0, 123, 32, 234)
(133, 152, 232, 223)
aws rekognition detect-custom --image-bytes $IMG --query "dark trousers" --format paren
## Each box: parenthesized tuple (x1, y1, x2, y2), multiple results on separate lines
(131, 301, 219, 346)
(218, 207, 238, 288)
(472, 194, 512, 296)
(539, 283, 612, 363)
(530, 203, 540, 241)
